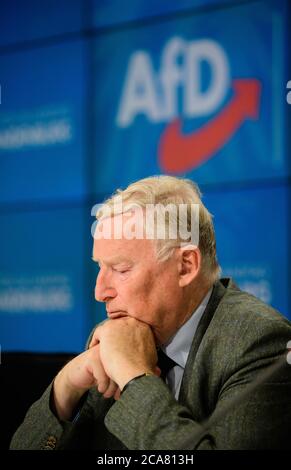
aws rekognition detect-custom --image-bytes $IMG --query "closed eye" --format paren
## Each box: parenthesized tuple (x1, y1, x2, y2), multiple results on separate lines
(113, 268, 130, 274)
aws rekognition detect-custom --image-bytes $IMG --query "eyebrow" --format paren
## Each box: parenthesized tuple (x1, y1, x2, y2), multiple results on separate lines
(91, 256, 131, 265)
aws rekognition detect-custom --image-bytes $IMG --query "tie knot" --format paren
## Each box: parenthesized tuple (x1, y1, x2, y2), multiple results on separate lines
(157, 349, 176, 381)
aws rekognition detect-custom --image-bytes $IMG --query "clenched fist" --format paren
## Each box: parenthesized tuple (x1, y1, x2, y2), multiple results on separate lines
(89, 317, 159, 390)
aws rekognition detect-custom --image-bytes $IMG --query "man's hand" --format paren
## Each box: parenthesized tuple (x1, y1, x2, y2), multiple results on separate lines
(53, 344, 119, 421)
(89, 317, 158, 390)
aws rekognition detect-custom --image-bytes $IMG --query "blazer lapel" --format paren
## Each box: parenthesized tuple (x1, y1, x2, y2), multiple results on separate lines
(178, 279, 228, 404)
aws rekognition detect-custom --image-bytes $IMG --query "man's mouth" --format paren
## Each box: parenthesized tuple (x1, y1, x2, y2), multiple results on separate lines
(106, 310, 127, 319)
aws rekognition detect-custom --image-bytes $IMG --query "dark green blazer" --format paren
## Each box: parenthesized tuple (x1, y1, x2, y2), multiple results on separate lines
(10, 279, 291, 450)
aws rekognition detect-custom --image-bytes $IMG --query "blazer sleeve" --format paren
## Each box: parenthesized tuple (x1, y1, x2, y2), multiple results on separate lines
(9, 382, 75, 450)
(105, 376, 214, 450)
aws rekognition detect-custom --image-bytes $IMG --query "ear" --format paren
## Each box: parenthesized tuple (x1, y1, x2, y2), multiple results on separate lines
(177, 246, 201, 287)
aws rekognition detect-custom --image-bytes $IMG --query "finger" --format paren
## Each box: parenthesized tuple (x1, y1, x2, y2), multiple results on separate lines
(97, 375, 110, 394)
(103, 379, 118, 399)
(89, 332, 99, 349)
(89, 346, 110, 393)
(89, 320, 108, 348)
(114, 388, 121, 401)
(89, 325, 104, 349)
(89, 339, 98, 349)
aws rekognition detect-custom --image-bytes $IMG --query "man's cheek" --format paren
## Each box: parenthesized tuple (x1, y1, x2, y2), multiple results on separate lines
(127, 302, 148, 322)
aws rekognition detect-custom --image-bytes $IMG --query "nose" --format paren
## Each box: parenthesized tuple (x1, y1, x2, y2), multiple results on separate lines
(95, 267, 117, 302)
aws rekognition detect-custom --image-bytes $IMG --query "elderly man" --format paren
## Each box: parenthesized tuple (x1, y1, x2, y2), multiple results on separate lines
(11, 176, 291, 450)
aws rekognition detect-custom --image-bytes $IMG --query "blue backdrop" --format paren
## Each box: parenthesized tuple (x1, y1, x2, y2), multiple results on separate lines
(0, 0, 290, 352)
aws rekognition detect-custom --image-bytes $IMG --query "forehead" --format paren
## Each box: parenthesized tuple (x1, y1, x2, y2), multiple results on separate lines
(95, 212, 143, 237)
(93, 213, 156, 262)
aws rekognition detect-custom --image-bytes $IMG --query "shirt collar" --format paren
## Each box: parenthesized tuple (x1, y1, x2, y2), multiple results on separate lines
(162, 287, 213, 368)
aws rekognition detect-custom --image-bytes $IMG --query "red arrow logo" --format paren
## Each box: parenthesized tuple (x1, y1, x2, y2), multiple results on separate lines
(158, 79, 261, 174)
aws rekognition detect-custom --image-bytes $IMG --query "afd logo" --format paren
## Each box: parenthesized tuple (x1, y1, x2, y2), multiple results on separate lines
(116, 37, 261, 174)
